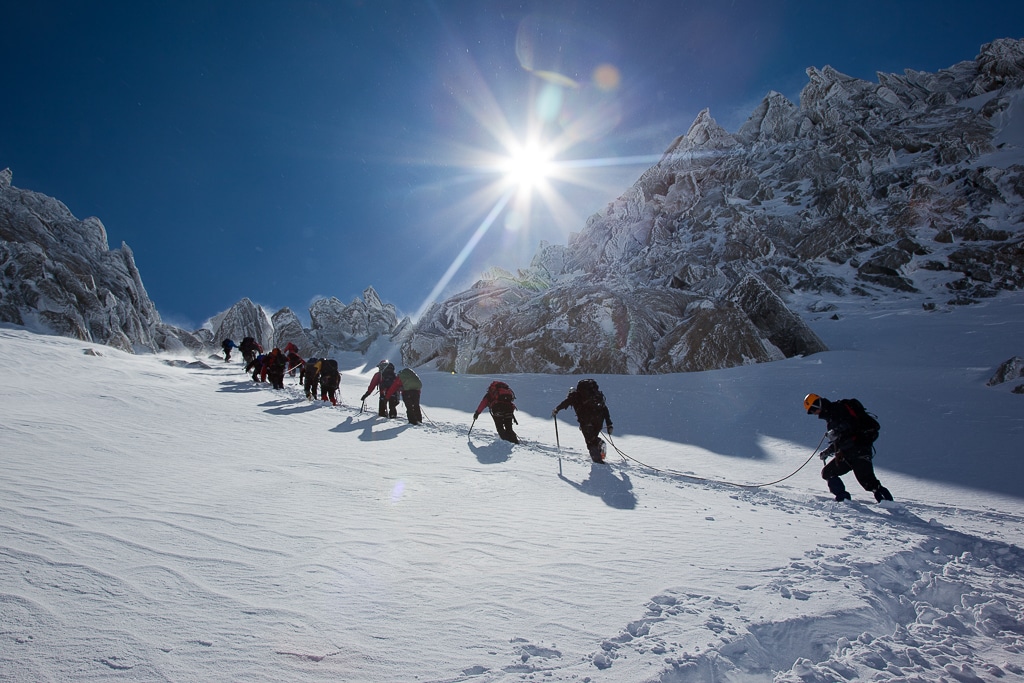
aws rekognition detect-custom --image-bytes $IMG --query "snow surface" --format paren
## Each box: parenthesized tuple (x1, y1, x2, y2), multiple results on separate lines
(2, 293, 1024, 682)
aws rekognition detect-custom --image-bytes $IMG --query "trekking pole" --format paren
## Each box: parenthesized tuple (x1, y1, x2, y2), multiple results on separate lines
(553, 415, 560, 450)
(360, 400, 365, 414)
(468, 415, 477, 436)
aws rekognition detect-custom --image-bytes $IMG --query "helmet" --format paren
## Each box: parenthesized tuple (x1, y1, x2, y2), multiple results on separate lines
(377, 359, 390, 370)
(803, 393, 823, 414)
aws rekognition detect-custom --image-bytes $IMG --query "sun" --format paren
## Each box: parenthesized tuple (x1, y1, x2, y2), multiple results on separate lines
(499, 140, 554, 191)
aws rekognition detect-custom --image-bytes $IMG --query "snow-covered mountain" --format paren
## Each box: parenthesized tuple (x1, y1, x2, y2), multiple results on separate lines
(404, 38, 1024, 374)
(0, 165, 406, 357)
(5, 40, 1024, 374)
(206, 287, 408, 359)
(0, 167, 200, 353)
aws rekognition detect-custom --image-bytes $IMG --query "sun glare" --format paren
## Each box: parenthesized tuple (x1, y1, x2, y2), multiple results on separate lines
(500, 141, 554, 191)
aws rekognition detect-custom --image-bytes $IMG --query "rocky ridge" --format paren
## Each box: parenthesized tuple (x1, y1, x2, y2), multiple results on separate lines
(402, 38, 1024, 374)
(0, 168, 199, 353)
(207, 288, 407, 360)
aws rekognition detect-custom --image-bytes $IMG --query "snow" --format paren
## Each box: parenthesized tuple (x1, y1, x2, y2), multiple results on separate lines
(2, 293, 1024, 681)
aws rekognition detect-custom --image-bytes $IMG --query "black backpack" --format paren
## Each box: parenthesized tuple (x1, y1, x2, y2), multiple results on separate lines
(380, 363, 397, 388)
(575, 379, 605, 409)
(303, 359, 321, 380)
(321, 358, 339, 377)
(839, 398, 880, 443)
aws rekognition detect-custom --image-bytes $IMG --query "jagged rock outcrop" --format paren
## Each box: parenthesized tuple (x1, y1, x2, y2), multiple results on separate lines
(306, 286, 403, 354)
(0, 168, 195, 352)
(211, 298, 274, 350)
(402, 38, 1024, 374)
(987, 356, 1024, 387)
(203, 287, 407, 360)
(271, 307, 311, 354)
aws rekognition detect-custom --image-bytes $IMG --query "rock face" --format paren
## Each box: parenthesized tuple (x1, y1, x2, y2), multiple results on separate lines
(0, 168, 198, 352)
(307, 287, 400, 354)
(402, 38, 1024, 374)
(211, 298, 275, 351)
(0, 165, 404, 358)
(206, 287, 406, 359)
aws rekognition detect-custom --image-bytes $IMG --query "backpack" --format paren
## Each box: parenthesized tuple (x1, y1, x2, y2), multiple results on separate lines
(575, 379, 605, 409)
(321, 358, 339, 377)
(838, 398, 880, 443)
(398, 368, 422, 391)
(376, 362, 391, 389)
(488, 381, 516, 413)
(303, 359, 321, 380)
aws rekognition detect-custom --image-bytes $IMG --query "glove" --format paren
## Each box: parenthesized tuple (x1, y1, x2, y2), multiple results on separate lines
(819, 451, 828, 462)
(826, 429, 840, 442)
(607, 426, 613, 436)
(473, 411, 480, 420)
(551, 409, 559, 418)
(360, 392, 369, 401)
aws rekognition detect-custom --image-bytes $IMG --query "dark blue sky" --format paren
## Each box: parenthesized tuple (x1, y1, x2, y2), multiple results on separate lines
(3, 1, 1023, 329)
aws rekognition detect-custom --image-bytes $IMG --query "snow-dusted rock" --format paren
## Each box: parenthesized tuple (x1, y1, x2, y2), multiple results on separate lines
(307, 286, 401, 354)
(987, 356, 1024, 386)
(400, 39, 1024, 374)
(211, 298, 274, 350)
(270, 307, 310, 354)
(0, 168, 181, 352)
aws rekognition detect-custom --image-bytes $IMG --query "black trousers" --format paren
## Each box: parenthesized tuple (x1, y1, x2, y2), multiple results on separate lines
(402, 390, 422, 424)
(822, 453, 882, 494)
(491, 410, 518, 443)
(579, 422, 604, 462)
(379, 395, 399, 417)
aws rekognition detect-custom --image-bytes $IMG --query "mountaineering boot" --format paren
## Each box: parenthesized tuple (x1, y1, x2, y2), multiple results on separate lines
(874, 486, 893, 502)
(827, 476, 850, 501)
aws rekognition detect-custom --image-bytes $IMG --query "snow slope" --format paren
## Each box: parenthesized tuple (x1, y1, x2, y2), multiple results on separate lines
(1, 293, 1023, 682)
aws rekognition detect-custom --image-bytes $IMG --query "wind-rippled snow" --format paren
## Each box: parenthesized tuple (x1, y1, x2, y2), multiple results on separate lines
(1, 294, 1023, 681)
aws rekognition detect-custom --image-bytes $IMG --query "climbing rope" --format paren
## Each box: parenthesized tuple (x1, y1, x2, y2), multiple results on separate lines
(602, 432, 827, 489)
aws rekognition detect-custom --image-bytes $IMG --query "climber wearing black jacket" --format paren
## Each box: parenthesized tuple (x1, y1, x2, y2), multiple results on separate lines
(805, 393, 893, 503)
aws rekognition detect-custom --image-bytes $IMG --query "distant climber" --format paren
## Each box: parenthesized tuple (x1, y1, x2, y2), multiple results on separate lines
(319, 358, 341, 405)
(265, 348, 287, 390)
(240, 337, 263, 368)
(361, 360, 399, 418)
(221, 338, 235, 362)
(384, 367, 423, 425)
(552, 379, 613, 463)
(474, 381, 519, 444)
(302, 358, 321, 400)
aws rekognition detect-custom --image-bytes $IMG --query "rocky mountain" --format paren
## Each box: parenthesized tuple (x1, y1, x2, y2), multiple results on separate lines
(208, 287, 407, 359)
(0, 163, 406, 359)
(403, 38, 1024, 374)
(0, 168, 200, 353)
